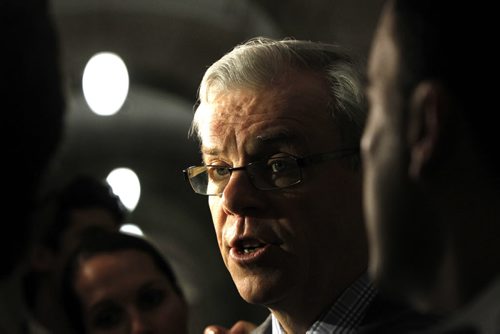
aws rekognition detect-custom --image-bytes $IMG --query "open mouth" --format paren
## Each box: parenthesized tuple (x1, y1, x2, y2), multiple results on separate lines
(230, 238, 269, 262)
(236, 241, 265, 254)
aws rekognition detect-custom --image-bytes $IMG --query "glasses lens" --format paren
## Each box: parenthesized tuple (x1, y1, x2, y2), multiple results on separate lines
(206, 166, 231, 195)
(187, 166, 231, 195)
(248, 156, 301, 190)
(186, 157, 301, 195)
(186, 166, 209, 194)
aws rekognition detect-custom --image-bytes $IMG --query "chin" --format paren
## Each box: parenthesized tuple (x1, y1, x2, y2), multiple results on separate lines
(367, 205, 441, 308)
(373, 244, 442, 313)
(236, 278, 273, 305)
(368, 236, 410, 300)
(370, 258, 402, 296)
(368, 250, 398, 297)
(234, 272, 288, 306)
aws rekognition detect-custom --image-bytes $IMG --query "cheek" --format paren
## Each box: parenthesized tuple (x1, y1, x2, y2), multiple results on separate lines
(276, 193, 323, 254)
(362, 102, 385, 162)
(362, 108, 400, 236)
(208, 197, 224, 244)
(363, 100, 400, 194)
(362, 116, 383, 211)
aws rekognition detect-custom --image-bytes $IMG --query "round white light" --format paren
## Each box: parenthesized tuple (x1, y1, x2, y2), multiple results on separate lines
(106, 168, 141, 211)
(120, 223, 144, 237)
(82, 52, 129, 116)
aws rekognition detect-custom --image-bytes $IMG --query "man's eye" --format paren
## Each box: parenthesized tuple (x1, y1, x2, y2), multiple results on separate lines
(269, 158, 294, 173)
(208, 166, 230, 181)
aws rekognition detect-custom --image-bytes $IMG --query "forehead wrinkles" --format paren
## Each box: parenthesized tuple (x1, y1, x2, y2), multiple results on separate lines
(212, 91, 259, 131)
(198, 76, 333, 157)
(199, 89, 281, 153)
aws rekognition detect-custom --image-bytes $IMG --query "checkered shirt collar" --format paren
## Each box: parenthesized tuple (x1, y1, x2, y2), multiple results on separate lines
(271, 272, 377, 334)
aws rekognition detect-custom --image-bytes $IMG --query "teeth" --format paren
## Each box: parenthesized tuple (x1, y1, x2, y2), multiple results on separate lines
(236, 240, 265, 255)
(240, 244, 262, 254)
(242, 247, 259, 254)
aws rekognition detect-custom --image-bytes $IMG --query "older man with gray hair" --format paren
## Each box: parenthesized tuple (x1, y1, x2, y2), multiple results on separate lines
(184, 37, 435, 333)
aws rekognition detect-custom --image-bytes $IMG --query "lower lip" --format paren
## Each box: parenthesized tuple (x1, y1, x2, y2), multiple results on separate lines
(229, 244, 272, 265)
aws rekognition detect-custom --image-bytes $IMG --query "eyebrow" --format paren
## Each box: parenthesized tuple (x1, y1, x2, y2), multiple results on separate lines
(200, 130, 301, 160)
(255, 129, 298, 147)
(201, 146, 220, 157)
(251, 129, 305, 158)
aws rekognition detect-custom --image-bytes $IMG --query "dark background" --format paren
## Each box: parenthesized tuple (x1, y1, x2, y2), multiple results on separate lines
(41, 0, 385, 332)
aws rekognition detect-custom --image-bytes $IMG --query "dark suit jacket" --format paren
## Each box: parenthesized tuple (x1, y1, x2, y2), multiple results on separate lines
(252, 294, 440, 334)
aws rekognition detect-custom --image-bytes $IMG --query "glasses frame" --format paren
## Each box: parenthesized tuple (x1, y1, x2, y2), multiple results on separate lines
(183, 148, 359, 196)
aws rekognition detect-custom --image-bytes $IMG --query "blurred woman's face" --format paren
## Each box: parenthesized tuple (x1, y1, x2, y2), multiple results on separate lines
(74, 249, 188, 334)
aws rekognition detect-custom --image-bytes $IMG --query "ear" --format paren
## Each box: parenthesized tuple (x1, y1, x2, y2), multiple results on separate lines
(407, 81, 450, 180)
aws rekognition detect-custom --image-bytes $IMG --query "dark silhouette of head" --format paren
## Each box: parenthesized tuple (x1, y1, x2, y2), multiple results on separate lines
(2, 0, 65, 277)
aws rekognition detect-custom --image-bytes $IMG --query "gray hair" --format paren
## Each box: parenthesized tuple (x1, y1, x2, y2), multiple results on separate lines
(191, 37, 366, 170)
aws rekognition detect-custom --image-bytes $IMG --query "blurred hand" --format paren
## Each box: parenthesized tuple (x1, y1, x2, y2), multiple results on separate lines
(204, 320, 257, 334)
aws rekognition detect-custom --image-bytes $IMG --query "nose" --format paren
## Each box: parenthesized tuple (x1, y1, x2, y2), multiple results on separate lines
(360, 132, 369, 159)
(221, 168, 265, 216)
(361, 110, 378, 160)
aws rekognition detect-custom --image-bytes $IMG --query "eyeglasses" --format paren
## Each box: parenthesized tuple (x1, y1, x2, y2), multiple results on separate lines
(183, 148, 359, 196)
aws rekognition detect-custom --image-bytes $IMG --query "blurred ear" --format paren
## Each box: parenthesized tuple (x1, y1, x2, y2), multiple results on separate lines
(407, 81, 450, 180)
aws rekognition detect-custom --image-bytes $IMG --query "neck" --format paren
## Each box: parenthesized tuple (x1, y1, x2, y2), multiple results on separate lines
(270, 301, 326, 333)
(268, 268, 366, 333)
(420, 180, 500, 313)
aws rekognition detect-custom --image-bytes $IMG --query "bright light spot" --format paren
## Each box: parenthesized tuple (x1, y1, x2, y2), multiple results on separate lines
(120, 223, 144, 237)
(82, 52, 129, 116)
(106, 168, 141, 211)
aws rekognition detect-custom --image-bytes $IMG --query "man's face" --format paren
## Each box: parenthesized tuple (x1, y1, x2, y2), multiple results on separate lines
(362, 4, 439, 299)
(196, 71, 366, 307)
(362, 3, 405, 283)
